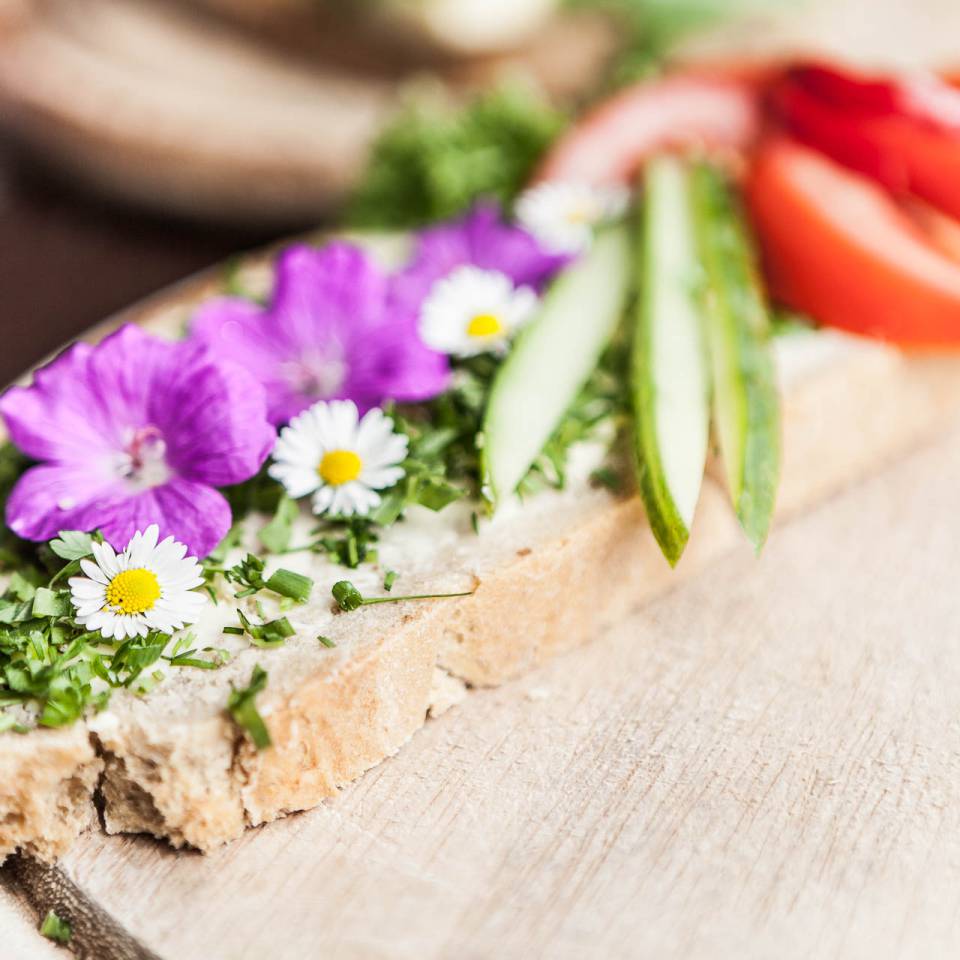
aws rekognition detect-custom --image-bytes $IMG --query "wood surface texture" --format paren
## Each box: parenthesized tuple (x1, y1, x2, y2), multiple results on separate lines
(3, 424, 957, 959)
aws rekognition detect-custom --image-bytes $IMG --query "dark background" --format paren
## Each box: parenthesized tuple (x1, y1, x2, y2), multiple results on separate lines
(0, 148, 279, 385)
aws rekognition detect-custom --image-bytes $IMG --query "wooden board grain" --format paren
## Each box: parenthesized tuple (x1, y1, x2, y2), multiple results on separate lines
(42, 426, 960, 960)
(0, 884, 62, 960)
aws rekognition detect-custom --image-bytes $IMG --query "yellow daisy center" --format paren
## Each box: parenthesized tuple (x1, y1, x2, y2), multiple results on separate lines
(566, 203, 596, 225)
(467, 313, 503, 338)
(318, 449, 363, 486)
(105, 568, 161, 615)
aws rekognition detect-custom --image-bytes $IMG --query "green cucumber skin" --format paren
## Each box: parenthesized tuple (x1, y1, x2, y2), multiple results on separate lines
(481, 227, 631, 505)
(691, 162, 781, 550)
(631, 156, 709, 567)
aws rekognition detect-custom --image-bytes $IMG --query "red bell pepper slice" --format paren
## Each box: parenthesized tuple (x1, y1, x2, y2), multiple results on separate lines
(747, 138, 960, 346)
(535, 67, 766, 185)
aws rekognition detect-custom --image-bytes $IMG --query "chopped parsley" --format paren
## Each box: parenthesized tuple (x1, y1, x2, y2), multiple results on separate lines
(347, 86, 566, 229)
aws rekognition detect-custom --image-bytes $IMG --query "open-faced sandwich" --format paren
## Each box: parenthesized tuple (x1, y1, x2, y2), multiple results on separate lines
(3, 59, 960, 862)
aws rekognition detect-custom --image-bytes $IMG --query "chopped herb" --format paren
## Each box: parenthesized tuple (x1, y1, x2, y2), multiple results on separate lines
(227, 664, 271, 750)
(332, 580, 473, 613)
(590, 466, 624, 492)
(31, 587, 71, 619)
(383, 570, 397, 592)
(40, 910, 72, 944)
(348, 86, 565, 229)
(222, 553, 268, 598)
(219, 553, 312, 603)
(229, 609, 296, 648)
(317, 635, 336, 648)
(264, 568, 313, 604)
(259, 495, 299, 554)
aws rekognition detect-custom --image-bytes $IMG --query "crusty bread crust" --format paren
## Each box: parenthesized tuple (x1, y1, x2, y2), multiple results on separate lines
(3, 255, 960, 862)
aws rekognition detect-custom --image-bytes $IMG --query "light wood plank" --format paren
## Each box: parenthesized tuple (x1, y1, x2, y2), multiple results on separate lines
(0, 884, 63, 960)
(57, 427, 960, 959)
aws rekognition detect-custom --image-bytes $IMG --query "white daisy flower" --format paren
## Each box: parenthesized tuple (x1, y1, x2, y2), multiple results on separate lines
(515, 180, 630, 254)
(269, 399, 408, 518)
(419, 266, 538, 358)
(69, 525, 206, 641)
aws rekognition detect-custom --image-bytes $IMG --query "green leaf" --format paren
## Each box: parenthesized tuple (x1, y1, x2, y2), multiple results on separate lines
(0, 597, 34, 624)
(227, 664, 271, 750)
(7, 569, 41, 601)
(412, 477, 463, 512)
(32, 587, 71, 618)
(259, 496, 299, 554)
(49, 530, 94, 561)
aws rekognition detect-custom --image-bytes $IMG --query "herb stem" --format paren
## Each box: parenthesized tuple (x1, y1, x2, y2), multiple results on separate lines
(360, 591, 473, 606)
(331, 579, 474, 612)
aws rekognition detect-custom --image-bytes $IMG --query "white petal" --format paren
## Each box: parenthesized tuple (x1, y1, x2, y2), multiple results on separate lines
(79, 558, 109, 584)
(91, 540, 121, 578)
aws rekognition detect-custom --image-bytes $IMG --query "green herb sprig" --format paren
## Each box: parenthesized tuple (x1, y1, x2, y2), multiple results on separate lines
(331, 580, 473, 613)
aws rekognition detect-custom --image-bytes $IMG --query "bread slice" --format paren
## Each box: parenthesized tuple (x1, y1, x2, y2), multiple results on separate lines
(2, 245, 960, 862)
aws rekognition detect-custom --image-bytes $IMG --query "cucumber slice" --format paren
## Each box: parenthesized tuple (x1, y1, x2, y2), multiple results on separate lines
(631, 155, 710, 566)
(691, 162, 781, 550)
(481, 226, 631, 504)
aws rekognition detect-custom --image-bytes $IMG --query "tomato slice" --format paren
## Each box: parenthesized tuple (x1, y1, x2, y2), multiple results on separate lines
(534, 68, 766, 185)
(747, 138, 960, 346)
(786, 63, 960, 133)
(902, 198, 960, 265)
(774, 65, 960, 220)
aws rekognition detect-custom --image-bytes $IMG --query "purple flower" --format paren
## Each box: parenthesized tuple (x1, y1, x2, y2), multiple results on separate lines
(0, 325, 275, 558)
(191, 243, 450, 426)
(389, 202, 570, 320)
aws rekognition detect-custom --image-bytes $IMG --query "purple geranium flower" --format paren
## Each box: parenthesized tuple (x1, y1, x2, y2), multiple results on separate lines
(0, 325, 275, 557)
(191, 242, 450, 426)
(389, 202, 570, 319)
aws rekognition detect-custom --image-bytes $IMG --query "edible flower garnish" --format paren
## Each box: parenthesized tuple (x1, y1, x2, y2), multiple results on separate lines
(515, 181, 630, 254)
(419, 266, 538, 357)
(269, 400, 408, 518)
(192, 243, 449, 425)
(389, 202, 568, 322)
(0, 325, 274, 557)
(69, 524, 206, 640)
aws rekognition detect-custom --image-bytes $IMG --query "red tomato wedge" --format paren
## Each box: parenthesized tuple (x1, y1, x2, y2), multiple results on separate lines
(747, 138, 960, 346)
(786, 63, 960, 133)
(535, 68, 765, 185)
(774, 64, 960, 220)
(903, 198, 960, 265)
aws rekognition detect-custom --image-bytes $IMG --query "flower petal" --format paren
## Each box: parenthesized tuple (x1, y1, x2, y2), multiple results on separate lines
(4, 463, 128, 543)
(151, 344, 275, 487)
